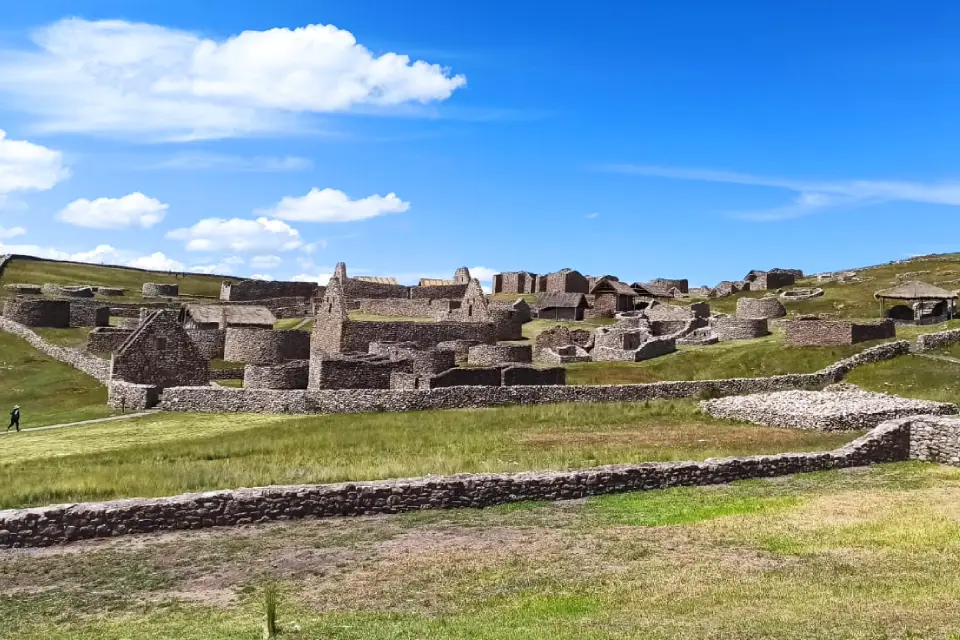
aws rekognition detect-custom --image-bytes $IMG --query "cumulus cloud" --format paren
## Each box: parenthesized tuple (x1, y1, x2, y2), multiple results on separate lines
(250, 255, 282, 269)
(0, 18, 466, 140)
(127, 252, 184, 271)
(166, 216, 302, 252)
(292, 271, 333, 284)
(0, 226, 26, 239)
(259, 188, 410, 223)
(250, 273, 272, 281)
(57, 192, 168, 229)
(0, 129, 68, 194)
(149, 153, 312, 172)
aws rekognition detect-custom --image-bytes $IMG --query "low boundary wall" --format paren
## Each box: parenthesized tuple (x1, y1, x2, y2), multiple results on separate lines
(0, 317, 110, 382)
(0, 417, 913, 548)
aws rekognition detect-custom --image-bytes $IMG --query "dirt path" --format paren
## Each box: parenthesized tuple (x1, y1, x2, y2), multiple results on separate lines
(2, 411, 158, 435)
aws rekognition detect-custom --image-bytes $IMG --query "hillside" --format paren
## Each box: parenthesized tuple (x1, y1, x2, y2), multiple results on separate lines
(704, 252, 960, 319)
(0, 255, 232, 302)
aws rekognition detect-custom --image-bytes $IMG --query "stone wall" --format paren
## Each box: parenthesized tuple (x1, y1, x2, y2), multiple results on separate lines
(41, 284, 94, 298)
(358, 298, 439, 318)
(910, 416, 960, 465)
(142, 283, 179, 297)
(914, 328, 960, 352)
(68, 301, 110, 328)
(244, 360, 310, 390)
(467, 343, 533, 366)
(220, 280, 316, 302)
(648, 278, 689, 294)
(87, 327, 134, 354)
(0, 316, 110, 382)
(494, 272, 539, 295)
(0, 419, 911, 548)
(309, 353, 412, 390)
(368, 342, 456, 374)
(107, 381, 160, 410)
(410, 284, 469, 300)
(230, 297, 314, 319)
(322, 320, 497, 355)
(420, 367, 503, 388)
(2, 299, 71, 327)
(533, 325, 594, 355)
(341, 278, 410, 300)
(186, 329, 227, 360)
(545, 270, 590, 294)
(736, 296, 786, 320)
(711, 317, 769, 341)
(223, 328, 310, 364)
(783, 318, 895, 347)
(501, 365, 566, 386)
(749, 272, 796, 290)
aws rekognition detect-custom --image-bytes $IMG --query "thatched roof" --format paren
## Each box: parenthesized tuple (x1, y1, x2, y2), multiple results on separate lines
(874, 281, 958, 300)
(590, 278, 637, 297)
(354, 276, 399, 285)
(185, 304, 276, 326)
(537, 293, 588, 309)
(419, 278, 456, 286)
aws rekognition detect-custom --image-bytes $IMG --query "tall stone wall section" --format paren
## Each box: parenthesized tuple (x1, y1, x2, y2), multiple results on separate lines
(186, 329, 227, 360)
(0, 317, 110, 382)
(223, 328, 310, 364)
(467, 343, 533, 365)
(2, 299, 71, 328)
(87, 328, 135, 354)
(358, 298, 440, 318)
(736, 297, 786, 320)
(220, 280, 316, 301)
(914, 328, 960, 352)
(0, 419, 911, 548)
(142, 283, 179, 297)
(110, 311, 209, 388)
(244, 361, 310, 390)
(68, 301, 110, 328)
(410, 284, 468, 300)
(322, 320, 496, 354)
(909, 416, 960, 466)
(711, 317, 769, 341)
(309, 354, 412, 390)
(230, 297, 313, 319)
(341, 279, 410, 300)
(783, 319, 895, 347)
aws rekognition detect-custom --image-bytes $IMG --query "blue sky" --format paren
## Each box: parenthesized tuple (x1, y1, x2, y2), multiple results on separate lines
(0, 1, 959, 288)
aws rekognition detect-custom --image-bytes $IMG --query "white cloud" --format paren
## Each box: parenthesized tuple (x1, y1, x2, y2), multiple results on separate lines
(150, 153, 312, 172)
(57, 192, 168, 229)
(167, 216, 303, 252)
(259, 188, 410, 223)
(0, 18, 466, 140)
(0, 226, 26, 239)
(0, 129, 68, 193)
(602, 164, 960, 221)
(291, 272, 333, 284)
(127, 251, 184, 271)
(250, 255, 282, 269)
(250, 273, 272, 281)
(585, 212, 599, 220)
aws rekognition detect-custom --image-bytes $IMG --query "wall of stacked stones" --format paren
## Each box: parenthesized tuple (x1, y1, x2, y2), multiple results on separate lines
(358, 298, 438, 318)
(230, 297, 313, 319)
(410, 284, 468, 300)
(736, 296, 786, 320)
(244, 361, 309, 389)
(68, 301, 110, 328)
(223, 328, 310, 364)
(909, 416, 960, 466)
(142, 283, 179, 297)
(111, 313, 210, 388)
(850, 321, 896, 343)
(87, 328, 134, 353)
(467, 343, 532, 366)
(0, 317, 110, 382)
(502, 365, 566, 386)
(711, 317, 769, 340)
(335, 320, 496, 353)
(186, 329, 226, 360)
(107, 381, 160, 410)
(649, 278, 689, 294)
(309, 355, 412, 390)
(220, 280, 316, 302)
(914, 328, 960, 352)
(423, 367, 503, 388)
(209, 368, 244, 381)
(2, 299, 71, 327)
(0, 419, 911, 549)
(342, 279, 410, 300)
(783, 319, 854, 346)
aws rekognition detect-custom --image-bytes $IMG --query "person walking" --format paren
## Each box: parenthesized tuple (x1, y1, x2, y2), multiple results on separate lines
(7, 405, 19, 432)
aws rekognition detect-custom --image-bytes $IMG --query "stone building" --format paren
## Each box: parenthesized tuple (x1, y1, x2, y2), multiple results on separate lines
(544, 269, 590, 294)
(493, 271, 539, 295)
(2, 299, 71, 327)
(219, 279, 316, 302)
(536, 293, 590, 321)
(181, 304, 276, 330)
(142, 283, 179, 297)
(110, 310, 209, 388)
(589, 278, 636, 317)
(783, 316, 896, 346)
(736, 296, 787, 320)
(744, 270, 796, 291)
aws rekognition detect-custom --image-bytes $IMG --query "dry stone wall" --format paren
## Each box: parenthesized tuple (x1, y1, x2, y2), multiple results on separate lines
(68, 302, 110, 328)
(309, 353, 412, 390)
(915, 328, 960, 352)
(783, 318, 895, 347)
(2, 299, 71, 327)
(467, 343, 533, 365)
(223, 328, 310, 364)
(910, 416, 960, 466)
(358, 298, 439, 318)
(0, 419, 911, 548)
(711, 317, 769, 341)
(736, 296, 786, 320)
(107, 381, 160, 410)
(244, 361, 310, 389)
(0, 316, 110, 382)
(186, 329, 226, 360)
(87, 328, 134, 353)
(220, 280, 316, 302)
(110, 311, 209, 388)
(142, 283, 179, 297)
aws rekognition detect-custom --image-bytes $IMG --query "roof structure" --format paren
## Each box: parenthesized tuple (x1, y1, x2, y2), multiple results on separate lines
(419, 278, 456, 286)
(353, 276, 399, 285)
(874, 281, 959, 300)
(184, 304, 276, 326)
(537, 292, 589, 309)
(590, 278, 637, 296)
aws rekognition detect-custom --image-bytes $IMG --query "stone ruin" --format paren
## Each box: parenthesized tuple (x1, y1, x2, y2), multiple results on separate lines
(736, 295, 786, 320)
(142, 283, 179, 297)
(41, 283, 95, 298)
(110, 310, 209, 389)
(782, 316, 896, 347)
(780, 287, 824, 301)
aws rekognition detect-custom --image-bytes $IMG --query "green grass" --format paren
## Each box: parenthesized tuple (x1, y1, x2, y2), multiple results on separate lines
(5, 462, 960, 638)
(272, 317, 313, 330)
(703, 253, 960, 319)
(0, 331, 113, 428)
(518, 317, 616, 343)
(31, 327, 91, 348)
(848, 354, 960, 404)
(0, 401, 857, 509)
(0, 256, 226, 302)
(566, 332, 880, 385)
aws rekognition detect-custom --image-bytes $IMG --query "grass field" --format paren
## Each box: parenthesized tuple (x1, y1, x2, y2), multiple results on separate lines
(0, 332, 112, 428)
(4, 462, 960, 638)
(704, 253, 960, 319)
(0, 401, 857, 509)
(0, 256, 227, 302)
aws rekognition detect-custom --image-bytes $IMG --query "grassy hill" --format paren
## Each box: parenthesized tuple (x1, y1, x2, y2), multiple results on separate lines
(0, 255, 230, 302)
(704, 252, 960, 319)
